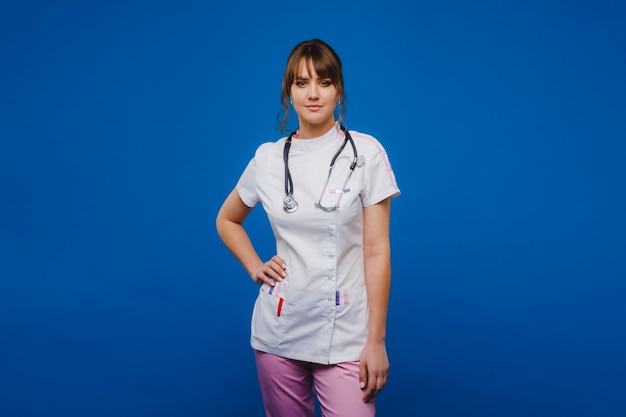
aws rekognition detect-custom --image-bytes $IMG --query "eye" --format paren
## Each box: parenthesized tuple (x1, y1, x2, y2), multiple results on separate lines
(295, 80, 307, 87)
(320, 79, 333, 87)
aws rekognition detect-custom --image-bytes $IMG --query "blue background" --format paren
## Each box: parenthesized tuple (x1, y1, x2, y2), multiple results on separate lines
(1, 1, 625, 416)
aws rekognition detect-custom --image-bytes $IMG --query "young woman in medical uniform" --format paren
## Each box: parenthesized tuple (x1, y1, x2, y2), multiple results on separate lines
(216, 39, 400, 417)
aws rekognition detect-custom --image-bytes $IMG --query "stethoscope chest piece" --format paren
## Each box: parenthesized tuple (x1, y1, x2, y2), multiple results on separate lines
(283, 194, 298, 213)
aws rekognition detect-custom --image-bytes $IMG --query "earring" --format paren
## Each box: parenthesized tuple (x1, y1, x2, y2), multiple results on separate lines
(289, 97, 293, 105)
(337, 98, 342, 106)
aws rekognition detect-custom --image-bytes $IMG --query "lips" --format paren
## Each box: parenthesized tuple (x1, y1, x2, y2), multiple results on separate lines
(306, 105, 322, 111)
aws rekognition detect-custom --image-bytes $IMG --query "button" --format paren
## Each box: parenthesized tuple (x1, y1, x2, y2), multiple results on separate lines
(327, 275, 333, 280)
(328, 255, 334, 258)
(327, 318, 332, 323)
(327, 297, 332, 301)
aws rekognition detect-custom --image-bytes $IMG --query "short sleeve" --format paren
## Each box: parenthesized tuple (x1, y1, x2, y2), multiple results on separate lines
(361, 138, 400, 207)
(236, 157, 259, 208)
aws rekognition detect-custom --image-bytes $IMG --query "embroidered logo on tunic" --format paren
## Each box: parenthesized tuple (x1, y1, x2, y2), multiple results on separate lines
(330, 188, 350, 194)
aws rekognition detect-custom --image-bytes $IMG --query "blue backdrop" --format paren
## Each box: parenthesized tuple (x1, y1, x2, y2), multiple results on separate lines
(1, 1, 625, 416)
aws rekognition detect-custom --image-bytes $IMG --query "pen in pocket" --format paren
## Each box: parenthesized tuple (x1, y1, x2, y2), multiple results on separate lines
(277, 297, 284, 317)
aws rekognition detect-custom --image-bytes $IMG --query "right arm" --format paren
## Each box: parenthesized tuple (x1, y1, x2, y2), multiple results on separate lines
(215, 188, 286, 286)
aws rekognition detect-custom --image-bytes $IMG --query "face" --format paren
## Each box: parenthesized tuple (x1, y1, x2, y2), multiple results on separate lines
(290, 59, 339, 137)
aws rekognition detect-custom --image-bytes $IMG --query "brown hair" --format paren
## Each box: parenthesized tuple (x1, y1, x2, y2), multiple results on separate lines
(278, 39, 346, 132)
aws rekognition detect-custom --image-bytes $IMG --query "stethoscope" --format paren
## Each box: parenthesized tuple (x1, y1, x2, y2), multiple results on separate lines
(283, 124, 363, 213)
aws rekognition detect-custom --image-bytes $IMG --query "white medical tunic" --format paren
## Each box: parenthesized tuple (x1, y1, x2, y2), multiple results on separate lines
(236, 123, 400, 365)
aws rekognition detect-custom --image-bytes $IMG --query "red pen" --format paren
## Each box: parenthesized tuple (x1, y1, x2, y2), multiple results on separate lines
(277, 297, 284, 317)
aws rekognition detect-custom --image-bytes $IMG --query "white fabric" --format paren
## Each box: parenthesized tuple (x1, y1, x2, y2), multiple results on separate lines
(236, 123, 400, 364)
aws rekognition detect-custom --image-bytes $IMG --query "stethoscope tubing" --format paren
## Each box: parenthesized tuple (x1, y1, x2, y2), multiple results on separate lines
(283, 125, 358, 213)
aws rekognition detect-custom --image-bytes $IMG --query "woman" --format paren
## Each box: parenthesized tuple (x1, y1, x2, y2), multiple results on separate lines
(216, 38, 400, 417)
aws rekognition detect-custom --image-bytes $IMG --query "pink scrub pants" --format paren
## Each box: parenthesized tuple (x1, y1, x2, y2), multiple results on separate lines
(254, 350, 376, 417)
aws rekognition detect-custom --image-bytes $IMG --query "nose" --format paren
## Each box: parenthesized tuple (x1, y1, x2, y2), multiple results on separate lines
(307, 83, 319, 100)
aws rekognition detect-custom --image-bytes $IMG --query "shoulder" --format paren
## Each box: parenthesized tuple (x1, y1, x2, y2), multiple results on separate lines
(348, 129, 391, 157)
(252, 136, 288, 160)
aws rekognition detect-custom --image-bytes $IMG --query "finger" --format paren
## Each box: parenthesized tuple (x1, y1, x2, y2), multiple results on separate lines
(359, 361, 367, 391)
(259, 267, 281, 285)
(363, 385, 375, 402)
(252, 265, 273, 286)
(375, 373, 387, 396)
(271, 255, 287, 269)
(255, 257, 287, 285)
(268, 257, 287, 278)
(363, 370, 388, 402)
(265, 261, 286, 283)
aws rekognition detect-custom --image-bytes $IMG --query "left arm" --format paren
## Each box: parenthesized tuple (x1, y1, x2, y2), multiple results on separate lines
(359, 197, 392, 402)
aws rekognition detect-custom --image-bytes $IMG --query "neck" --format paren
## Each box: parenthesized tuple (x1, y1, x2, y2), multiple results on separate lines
(296, 119, 336, 139)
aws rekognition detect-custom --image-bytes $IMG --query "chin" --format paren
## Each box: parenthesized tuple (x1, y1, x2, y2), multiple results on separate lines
(305, 115, 334, 125)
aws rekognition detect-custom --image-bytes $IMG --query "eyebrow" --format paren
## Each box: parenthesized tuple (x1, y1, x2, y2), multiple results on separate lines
(295, 76, 332, 81)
